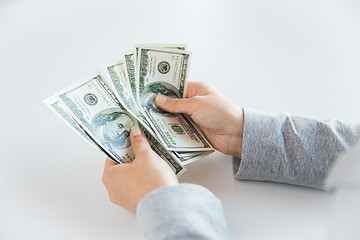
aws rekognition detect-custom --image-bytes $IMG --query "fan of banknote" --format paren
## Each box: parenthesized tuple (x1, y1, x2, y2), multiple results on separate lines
(44, 44, 214, 176)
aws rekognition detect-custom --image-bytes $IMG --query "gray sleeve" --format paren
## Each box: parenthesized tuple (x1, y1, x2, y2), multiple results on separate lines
(136, 184, 228, 240)
(233, 109, 360, 189)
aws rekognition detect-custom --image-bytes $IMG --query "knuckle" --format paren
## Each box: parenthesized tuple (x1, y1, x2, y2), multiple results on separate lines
(132, 135, 145, 144)
(142, 147, 153, 156)
(102, 174, 108, 186)
(109, 196, 117, 205)
(191, 96, 202, 105)
(197, 81, 207, 87)
(167, 97, 177, 106)
(171, 99, 181, 109)
(170, 98, 188, 113)
(197, 82, 213, 93)
(102, 170, 112, 186)
(137, 146, 152, 157)
(133, 137, 151, 152)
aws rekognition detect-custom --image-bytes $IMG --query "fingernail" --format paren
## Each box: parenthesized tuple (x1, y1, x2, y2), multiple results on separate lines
(156, 94, 168, 106)
(132, 126, 141, 136)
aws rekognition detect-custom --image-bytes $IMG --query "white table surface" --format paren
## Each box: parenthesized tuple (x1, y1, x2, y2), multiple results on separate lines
(1, 0, 359, 239)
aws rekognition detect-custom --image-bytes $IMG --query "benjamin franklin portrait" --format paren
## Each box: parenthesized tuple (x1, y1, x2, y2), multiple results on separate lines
(140, 82, 181, 116)
(91, 108, 137, 150)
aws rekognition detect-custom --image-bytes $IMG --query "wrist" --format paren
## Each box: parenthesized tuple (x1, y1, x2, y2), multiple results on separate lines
(231, 107, 244, 137)
(229, 107, 244, 158)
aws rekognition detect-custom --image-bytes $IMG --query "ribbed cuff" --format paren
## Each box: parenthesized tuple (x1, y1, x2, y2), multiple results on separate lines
(137, 183, 228, 240)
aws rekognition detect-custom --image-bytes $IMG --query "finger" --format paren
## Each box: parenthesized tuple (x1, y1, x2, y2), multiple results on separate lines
(186, 81, 214, 98)
(130, 126, 152, 157)
(104, 158, 117, 169)
(155, 95, 195, 114)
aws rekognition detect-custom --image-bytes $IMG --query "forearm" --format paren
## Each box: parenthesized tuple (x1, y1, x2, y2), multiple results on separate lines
(137, 184, 228, 240)
(234, 109, 360, 189)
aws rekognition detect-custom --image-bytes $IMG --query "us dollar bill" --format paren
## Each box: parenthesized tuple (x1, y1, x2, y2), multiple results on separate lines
(56, 75, 137, 164)
(143, 126, 185, 175)
(106, 61, 151, 130)
(123, 53, 138, 104)
(174, 150, 214, 165)
(45, 44, 215, 174)
(105, 61, 210, 164)
(125, 45, 187, 105)
(136, 47, 213, 151)
(56, 74, 185, 174)
(44, 96, 105, 153)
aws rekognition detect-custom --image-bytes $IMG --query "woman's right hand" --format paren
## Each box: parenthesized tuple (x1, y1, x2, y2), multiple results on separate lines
(155, 82, 244, 158)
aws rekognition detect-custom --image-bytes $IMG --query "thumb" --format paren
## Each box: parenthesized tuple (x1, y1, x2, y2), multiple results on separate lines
(155, 94, 194, 114)
(130, 126, 152, 157)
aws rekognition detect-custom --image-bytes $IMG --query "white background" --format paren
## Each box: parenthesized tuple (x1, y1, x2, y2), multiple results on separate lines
(0, 0, 359, 239)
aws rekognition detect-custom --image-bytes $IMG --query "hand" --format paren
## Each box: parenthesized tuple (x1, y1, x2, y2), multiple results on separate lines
(155, 82, 244, 158)
(102, 126, 178, 213)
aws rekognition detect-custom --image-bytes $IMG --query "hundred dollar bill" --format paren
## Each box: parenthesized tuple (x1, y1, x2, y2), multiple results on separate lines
(44, 96, 105, 153)
(143, 127, 186, 175)
(174, 150, 214, 165)
(134, 44, 187, 62)
(136, 44, 187, 51)
(125, 45, 187, 105)
(123, 53, 138, 103)
(105, 60, 151, 130)
(134, 44, 188, 67)
(55, 74, 185, 174)
(125, 44, 213, 159)
(56, 75, 137, 164)
(46, 95, 185, 175)
(105, 61, 209, 163)
(134, 44, 187, 75)
(136, 47, 213, 151)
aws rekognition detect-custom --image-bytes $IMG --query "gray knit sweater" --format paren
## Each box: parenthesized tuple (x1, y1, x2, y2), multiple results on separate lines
(136, 109, 360, 239)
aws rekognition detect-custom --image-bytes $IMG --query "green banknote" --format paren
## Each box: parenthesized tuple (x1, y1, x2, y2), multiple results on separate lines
(106, 61, 152, 130)
(55, 74, 185, 174)
(174, 150, 214, 165)
(56, 75, 137, 164)
(45, 43, 215, 174)
(125, 45, 187, 104)
(123, 53, 138, 103)
(105, 61, 212, 164)
(136, 47, 213, 151)
(44, 96, 104, 153)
